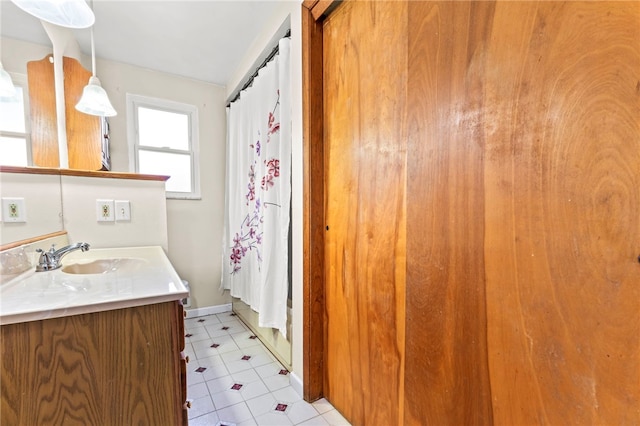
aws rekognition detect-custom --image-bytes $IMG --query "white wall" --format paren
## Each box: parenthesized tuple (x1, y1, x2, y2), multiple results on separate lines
(1, 36, 230, 311)
(226, 0, 305, 386)
(61, 175, 168, 251)
(0, 172, 63, 244)
(0, 37, 51, 74)
(95, 57, 229, 310)
(0, 171, 168, 250)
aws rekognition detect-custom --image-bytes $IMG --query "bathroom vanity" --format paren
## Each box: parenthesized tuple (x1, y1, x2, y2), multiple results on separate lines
(0, 246, 189, 425)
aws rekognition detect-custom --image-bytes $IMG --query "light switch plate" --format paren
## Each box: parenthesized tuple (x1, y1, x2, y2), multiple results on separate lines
(1, 198, 27, 222)
(96, 199, 115, 222)
(115, 200, 131, 221)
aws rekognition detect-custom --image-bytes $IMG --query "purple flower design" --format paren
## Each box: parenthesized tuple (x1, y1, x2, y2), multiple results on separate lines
(230, 91, 283, 274)
(268, 112, 280, 136)
(246, 164, 256, 205)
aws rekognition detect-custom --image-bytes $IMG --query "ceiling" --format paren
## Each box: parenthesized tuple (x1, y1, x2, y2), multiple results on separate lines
(0, 0, 288, 86)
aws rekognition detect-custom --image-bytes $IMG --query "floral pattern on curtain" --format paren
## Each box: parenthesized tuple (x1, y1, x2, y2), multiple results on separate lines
(222, 38, 291, 338)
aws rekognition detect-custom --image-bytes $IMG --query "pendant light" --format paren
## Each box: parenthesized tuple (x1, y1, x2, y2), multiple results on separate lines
(75, 3, 116, 117)
(0, 62, 16, 97)
(10, 0, 95, 29)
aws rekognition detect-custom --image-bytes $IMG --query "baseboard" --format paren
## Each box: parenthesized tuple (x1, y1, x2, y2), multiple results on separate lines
(185, 303, 232, 318)
(290, 371, 303, 398)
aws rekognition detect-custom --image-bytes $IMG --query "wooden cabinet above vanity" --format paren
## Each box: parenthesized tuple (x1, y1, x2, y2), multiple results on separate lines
(27, 55, 107, 171)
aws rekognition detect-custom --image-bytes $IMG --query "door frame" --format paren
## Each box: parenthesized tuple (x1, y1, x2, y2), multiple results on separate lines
(300, 0, 338, 402)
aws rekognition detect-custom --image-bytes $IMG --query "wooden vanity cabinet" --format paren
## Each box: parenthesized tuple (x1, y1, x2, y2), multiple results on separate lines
(0, 301, 188, 425)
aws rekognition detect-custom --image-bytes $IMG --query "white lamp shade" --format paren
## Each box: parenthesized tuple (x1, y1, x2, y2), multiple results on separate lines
(75, 76, 117, 117)
(10, 0, 95, 29)
(0, 66, 16, 98)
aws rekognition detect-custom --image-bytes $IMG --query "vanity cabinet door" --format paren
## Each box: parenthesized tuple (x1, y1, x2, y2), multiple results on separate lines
(175, 302, 189, 423)
(0, 301, 186, 425)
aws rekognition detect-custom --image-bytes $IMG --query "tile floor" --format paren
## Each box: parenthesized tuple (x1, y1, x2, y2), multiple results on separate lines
(184, 311, 351, 426)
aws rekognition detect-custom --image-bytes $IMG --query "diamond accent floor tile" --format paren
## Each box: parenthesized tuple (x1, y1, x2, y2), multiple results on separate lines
(275, 403, 289, 412)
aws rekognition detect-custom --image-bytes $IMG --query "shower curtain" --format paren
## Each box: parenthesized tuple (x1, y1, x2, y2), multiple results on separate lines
(222, 38, 291, 338)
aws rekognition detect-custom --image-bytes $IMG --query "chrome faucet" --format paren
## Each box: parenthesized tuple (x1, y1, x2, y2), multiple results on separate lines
(35, 242, 90, 272)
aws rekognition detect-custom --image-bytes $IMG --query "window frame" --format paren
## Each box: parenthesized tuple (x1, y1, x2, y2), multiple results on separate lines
(126, 93, 200, 199)
(0, 73, 32, 166)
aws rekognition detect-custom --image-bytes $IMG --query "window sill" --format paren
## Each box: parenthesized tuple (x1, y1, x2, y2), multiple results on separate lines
(166, 194, 202, 201)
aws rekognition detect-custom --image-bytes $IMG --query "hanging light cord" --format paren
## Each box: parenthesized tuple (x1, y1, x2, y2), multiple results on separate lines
(89, 0, 96, 76)
(90, 27, 96, 76)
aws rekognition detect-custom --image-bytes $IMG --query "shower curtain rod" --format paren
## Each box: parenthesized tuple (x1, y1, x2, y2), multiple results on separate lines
(227, 29, 291, 107)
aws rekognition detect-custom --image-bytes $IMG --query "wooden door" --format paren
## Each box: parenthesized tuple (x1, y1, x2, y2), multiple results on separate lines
(63, 57, 103, 171)
(403, 2, 640, 424)
(323, 2, 407, 425)
(404, 2, 495, 424)
(27, 55, 102, 170)
(312, 1, 639, 424)
(480, 3, 640, 424)
(27, 55, 59, 168)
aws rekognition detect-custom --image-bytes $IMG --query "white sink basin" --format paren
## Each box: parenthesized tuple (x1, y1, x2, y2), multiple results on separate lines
(1, 246, 187, 325)
(62, 258, 147, 275)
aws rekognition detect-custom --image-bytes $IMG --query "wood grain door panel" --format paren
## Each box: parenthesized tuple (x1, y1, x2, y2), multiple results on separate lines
(63, 57, 102, 171)
(482, 3, 640, 424)
(404, 2, 495, 424)
(26, 55, 102, 170)
(315, 1, 639, 424)
(27, 55, 59, 168)
(323, 2, 407, 425)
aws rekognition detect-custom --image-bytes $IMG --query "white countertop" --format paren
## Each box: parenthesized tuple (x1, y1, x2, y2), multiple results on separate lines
(0, 246, 188, 325)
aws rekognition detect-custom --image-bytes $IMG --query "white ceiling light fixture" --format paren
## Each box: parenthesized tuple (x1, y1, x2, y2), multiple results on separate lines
(0, 62, 16, 97)
(75, 4, 116, 117)
(10, 0, 95, 29)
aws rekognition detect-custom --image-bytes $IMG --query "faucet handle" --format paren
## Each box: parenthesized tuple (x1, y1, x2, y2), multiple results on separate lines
(35, 247, 55, 271)
(36, 244, 55, 253)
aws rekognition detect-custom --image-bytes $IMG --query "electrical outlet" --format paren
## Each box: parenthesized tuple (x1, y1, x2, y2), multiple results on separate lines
(96, 199, 115, 222)
(115, 200, 131, 221)
(1, 198, 27, 222)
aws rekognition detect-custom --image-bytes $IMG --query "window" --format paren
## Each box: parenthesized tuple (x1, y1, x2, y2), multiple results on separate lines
(0, 75, 31, 166)
(127, 94, 200, 199)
